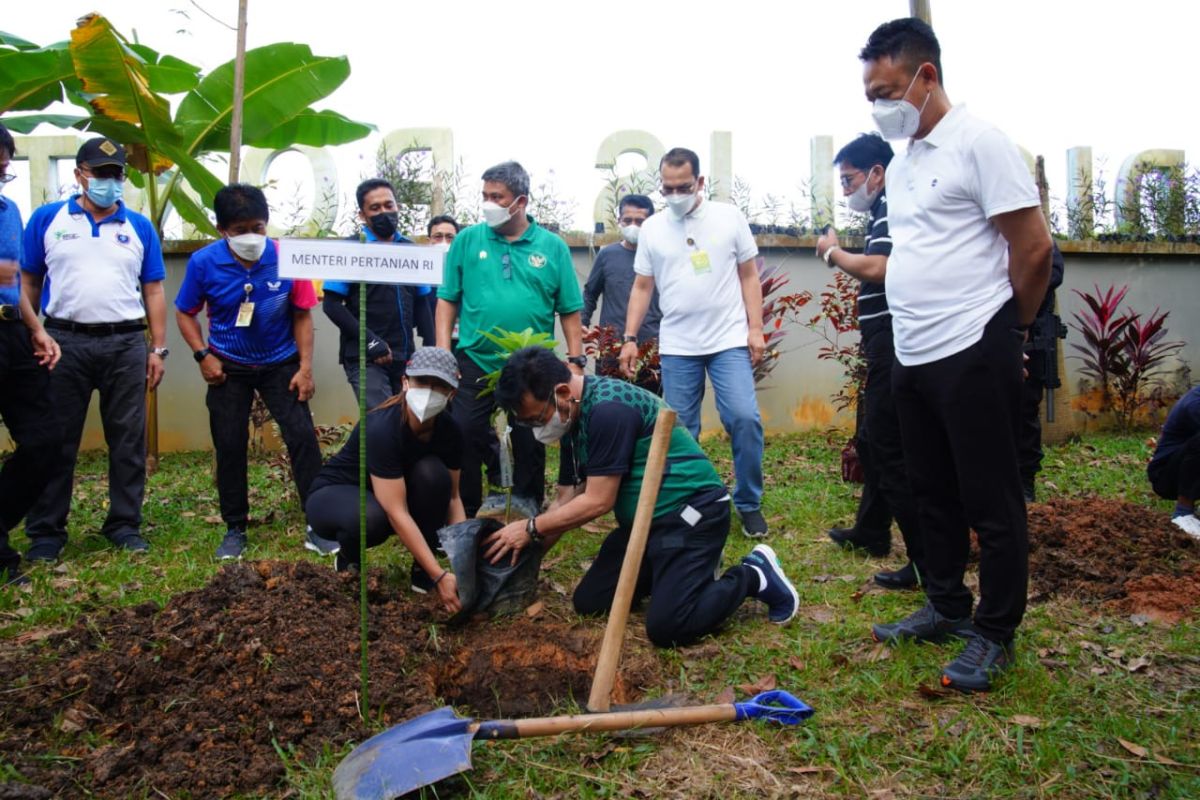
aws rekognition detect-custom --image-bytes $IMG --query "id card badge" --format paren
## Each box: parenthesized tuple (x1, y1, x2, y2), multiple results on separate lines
(236, 302, 255, 327)
(690, 250, 712, 275)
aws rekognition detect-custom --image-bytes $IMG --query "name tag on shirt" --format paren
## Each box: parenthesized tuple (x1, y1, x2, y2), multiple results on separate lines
(690, 250, 711, 275)
(236, 302, 255, 327)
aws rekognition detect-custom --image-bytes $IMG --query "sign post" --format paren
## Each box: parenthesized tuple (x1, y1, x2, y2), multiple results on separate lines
(279, 238, 444, 714)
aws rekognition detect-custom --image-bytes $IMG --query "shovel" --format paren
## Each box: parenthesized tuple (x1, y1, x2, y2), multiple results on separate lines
(332, 690, 813, 800)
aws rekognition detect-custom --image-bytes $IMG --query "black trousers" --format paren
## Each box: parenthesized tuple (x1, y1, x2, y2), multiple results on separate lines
(573, 491, 752, 648)
(342, 359, 405, 409)
(891, 301, 1028, 642)
(205, 357, 321, 530)
(1018, 349, 1047, 493)
(451, 352, 544, 515)
(1149, 432, 1200, 503)
(0, 322, 61, 564)
(306, 455, 451, 570)
(856, 326, 925, 570)
(26, 329, 147, 542)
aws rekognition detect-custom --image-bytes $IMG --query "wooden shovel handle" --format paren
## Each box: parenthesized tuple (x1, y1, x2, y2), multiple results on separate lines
(473, 702, 738, 740)
(586, 407, 677, 712)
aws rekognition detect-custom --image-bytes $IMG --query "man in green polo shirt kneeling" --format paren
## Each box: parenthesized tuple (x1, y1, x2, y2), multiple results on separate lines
(483, 347, 799, 648)
(436, 162, 587, 521)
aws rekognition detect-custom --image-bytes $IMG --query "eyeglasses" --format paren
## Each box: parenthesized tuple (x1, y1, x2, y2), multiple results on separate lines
(430, 233, 455, 243)
(659, 183, 696, 196)
(0, 172, 14, 185)
(81, 167, 126, 181)
(512, 394, 555, 428)
(501, 253, 512, 280)
(839, 171, 865, 190)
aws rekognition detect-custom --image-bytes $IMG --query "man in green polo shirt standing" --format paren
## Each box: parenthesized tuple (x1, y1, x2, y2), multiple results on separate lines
(483, 347, 799, 647)
(436, 161, 585, 519)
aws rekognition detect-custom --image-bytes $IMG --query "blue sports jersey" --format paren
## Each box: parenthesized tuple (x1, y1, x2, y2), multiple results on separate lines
(0, 196, 21, 308)
(175, 238, 318, 365)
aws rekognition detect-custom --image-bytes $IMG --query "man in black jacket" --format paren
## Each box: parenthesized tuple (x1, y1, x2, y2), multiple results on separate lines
(322, 179, 422, 407)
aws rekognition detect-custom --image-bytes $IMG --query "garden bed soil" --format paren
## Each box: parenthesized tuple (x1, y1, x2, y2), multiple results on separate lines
(1026, 496, 1200, 621)
(0, 560, 662, 799)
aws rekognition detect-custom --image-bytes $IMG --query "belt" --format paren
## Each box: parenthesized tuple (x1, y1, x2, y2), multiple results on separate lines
(45, 317, 147, 336)
(0, 304, 20, 322)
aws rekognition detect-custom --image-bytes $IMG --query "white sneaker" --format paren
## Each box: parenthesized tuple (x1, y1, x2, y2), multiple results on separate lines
(1171, 514, 1200, 540)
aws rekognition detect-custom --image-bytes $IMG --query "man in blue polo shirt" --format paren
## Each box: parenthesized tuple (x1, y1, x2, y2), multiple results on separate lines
(0, 123, 62, 585)
(322, 178, 424, 407)
(176, 184, 323, 560)
(435, 161, 585, 520)
(21, 137, 168, 562)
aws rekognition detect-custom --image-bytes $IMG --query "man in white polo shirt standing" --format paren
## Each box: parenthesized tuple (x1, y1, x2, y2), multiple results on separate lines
(619, 147, 769, 538)
(859, 18, 1052, 692)
(21, 138, 168, 562)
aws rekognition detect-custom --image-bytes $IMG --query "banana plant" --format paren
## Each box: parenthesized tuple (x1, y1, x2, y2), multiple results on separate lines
(0, 14, 372, 237)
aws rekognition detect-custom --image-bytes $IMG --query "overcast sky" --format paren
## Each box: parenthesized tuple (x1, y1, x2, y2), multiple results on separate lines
(6, 1, 1197, 230)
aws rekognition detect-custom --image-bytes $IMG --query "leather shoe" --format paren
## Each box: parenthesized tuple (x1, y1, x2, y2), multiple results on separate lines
(827, 527, 890, 557)
(874, 561, 919, 590)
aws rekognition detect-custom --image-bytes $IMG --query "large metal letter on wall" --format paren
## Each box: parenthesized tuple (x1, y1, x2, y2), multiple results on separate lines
(376, 128, 454, 216)
(241, 145, 340, 238)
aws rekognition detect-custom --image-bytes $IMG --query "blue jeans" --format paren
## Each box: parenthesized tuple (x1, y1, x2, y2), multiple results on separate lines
(659, 347, 764, 512)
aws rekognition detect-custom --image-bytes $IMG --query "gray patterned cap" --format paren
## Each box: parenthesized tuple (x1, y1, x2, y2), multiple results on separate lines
(406, 346, 459, 388)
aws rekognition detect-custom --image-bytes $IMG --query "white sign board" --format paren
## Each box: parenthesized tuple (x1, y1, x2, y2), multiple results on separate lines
(277, 238, 443, 286)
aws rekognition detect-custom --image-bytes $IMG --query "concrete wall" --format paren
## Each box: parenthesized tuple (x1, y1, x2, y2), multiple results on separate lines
(64, 238, 1200, 452)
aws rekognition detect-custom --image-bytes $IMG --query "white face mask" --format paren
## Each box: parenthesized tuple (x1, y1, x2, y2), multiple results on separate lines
(227, 233, 267, 262)
(482, 198, 521, 229)
(847, 171, 882, 213)
(532, 399, 571, 444)
(406, 387, 449, 422)
(619, 224, 640, 245)
(664, 192, 696, 219)
(432, 242, 451, 253)
(871, 68, 930, 140)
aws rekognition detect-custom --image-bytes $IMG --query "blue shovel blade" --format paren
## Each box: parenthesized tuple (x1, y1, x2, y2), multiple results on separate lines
(332, 706, 477, 800)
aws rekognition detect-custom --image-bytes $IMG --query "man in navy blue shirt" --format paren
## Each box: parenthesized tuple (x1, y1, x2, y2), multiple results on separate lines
(1148, 385, 1200, 538)
(21, 137, 168, 562)
(322, 179, 424, 407)
(0, 124, 62, 585)
(176, 184, 323, 560)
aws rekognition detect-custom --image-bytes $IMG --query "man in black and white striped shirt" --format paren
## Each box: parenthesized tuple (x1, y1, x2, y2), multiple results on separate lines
(816, 133, 924, 591)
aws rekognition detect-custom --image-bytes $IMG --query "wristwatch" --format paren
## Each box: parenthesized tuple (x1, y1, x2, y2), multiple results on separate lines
(822, 245, 840, 268)
(193, 347, 211, 363)
(525, 516, 543, 545)
(567, 354, 587, 368)
(151, 346, 169, 359)
(622, 334, 638, 344)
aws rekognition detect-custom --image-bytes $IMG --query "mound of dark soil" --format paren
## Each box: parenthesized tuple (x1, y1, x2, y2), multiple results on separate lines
(0, 560, 661, 798)
(1027, 496, 1200, 621)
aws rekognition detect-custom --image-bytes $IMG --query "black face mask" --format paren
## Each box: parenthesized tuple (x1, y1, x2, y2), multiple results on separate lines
(367, 211, 399, 240)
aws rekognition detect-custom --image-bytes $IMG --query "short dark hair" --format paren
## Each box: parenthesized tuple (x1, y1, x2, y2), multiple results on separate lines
(660, 147, 700, 177)
(427, 214, 460, 234)
(618, 194, 655, 218)
(0, 123, 14, 159)
(495, 347, 571, 414)
(860, 17, 943, 87)
(481, 161, 530, 198)
(834, 134, 894, 172)
(214, 183, 269, 229)
(356, 178, 396, 211)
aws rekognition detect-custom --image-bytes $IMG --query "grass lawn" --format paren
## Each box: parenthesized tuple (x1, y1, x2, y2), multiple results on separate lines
(1, 430, 1197, 799)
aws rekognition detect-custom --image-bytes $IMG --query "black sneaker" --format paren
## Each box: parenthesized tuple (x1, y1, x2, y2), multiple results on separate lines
(215, 529, 247, 561)
(304, 525, 340, 556)
(25, 535, 66, 563)
(1, 556, 28, 587)
(741, 509, 770, 539)
(828, 527, 890, 556)
(874, 561, 919, 590)
(107, 530, 150, 554)
(740, 544, 799, 623)
(410, 563, 437, 594)
(941, 634, 1015, 693)
(871, 602, 974, 645)
(335, 552, 359, 574)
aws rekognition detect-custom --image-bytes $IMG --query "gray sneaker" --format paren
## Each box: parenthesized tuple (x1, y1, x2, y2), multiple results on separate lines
(107, 530, 150, 554)
(215, 529, 247, 561)
(872, 602, 974, 645)
(304, 525, 340, 556)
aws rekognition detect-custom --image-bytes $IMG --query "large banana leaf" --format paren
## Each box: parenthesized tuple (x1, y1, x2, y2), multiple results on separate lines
(161, 176, 218, 237)
(250, 108, 374, 149)
(128, 43, 201, 94)
(0, 44, 75, 111)
(0, 113, 88, 133)
(0, 31, 42, 50)
(176, 43, 353, 154)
